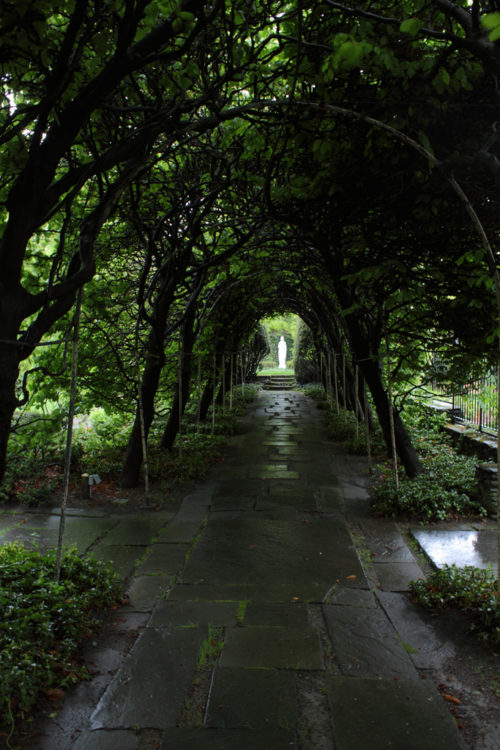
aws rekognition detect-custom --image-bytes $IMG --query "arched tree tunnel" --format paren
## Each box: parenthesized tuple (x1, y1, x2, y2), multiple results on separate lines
(1, 1, 499, 499)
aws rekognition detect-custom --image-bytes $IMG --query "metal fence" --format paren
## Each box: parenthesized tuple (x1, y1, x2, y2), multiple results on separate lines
(433, 373, 498, 436)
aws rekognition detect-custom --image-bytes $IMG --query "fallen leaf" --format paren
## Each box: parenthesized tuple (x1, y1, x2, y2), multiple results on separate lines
(46, 688, 65, 701)
(443, 694, 461, 705)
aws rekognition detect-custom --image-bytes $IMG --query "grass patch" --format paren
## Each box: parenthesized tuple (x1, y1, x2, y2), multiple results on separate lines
(197, 624, 224, 670)
(0, 543, 122, 737)
(179, 624, 225, 727)
(258, 367, 294, 376)
(235, 600, 248, 624)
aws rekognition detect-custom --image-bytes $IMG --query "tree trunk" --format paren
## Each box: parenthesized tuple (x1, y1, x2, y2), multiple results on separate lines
(119, 267, 181, 487)
(361, 357, 423, 477)
(160, 308, 197, 450)
(199, 350, 224, 421)
(0, 347, 20, 483)
(315, 243, 423, 477)
(216, 356, 233, 406)
(198, 378, 216, 422)
(119, 351, 164, 487)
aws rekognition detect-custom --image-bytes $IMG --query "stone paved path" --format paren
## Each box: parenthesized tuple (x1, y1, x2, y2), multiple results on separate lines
(1, 390, 470, 749)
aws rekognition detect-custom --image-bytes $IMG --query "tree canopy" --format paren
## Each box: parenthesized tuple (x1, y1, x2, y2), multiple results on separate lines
(1, 0, 500, 485)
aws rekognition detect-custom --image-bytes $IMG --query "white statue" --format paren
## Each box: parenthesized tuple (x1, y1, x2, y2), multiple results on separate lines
(278, 335, 287, 369)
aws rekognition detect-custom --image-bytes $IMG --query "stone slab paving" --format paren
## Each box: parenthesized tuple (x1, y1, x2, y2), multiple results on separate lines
(374, 561, 426, 592)
(1, 514, 117, 552)
(243, 601, 309, 627)
(316, 486, 345, 511)
(323, 585, 378, 608)
(102, 516, 169, 545)
(150, 599, 240, 628)
(0, 513, 23, 536)
(159, 728, 296, 749)
(360, 518, 417, 562)
(323, 603, 418, 679)
(90, 543, 147, 579)
(90, 626, 205, 730)
(181, 517, 366, 593)
(167, 582, 331, 603)
(135, 542, 189, 576)
(328, 676, 466, 749)
(73, 728, 142, 750)
(211, 495, 257, 511)
(220, 625, 324, 669)
(205, 668, 297, 729)
(155, 520, 205, 543)
(214, 478, 264, 497)
(125, 575, 173, 611)
(255, 495, 317, 511)
(376, 590, 459, 670)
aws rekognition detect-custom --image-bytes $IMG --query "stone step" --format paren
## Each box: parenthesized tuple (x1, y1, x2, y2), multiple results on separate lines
(262, 375, 297, 391)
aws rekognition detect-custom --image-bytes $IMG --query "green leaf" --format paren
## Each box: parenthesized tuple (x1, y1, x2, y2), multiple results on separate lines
(481, 12, 500, 41)
(399, 18, 420, 37)
(335, 40, 364, 69)
(481, 12, 500, 29)
(233, 10, 246, 26)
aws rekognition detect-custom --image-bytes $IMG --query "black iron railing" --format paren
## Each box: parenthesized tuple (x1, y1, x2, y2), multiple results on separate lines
(434, 373, 498, 436)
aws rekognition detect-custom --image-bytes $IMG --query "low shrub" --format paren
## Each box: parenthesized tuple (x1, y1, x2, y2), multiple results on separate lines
(371, 401, 485, 521)
(302, 383, 326, 401)
(2, 386, 258, 506)
(326, 409, 386, 456)
(1, 457, 64, 508)
(371, 470, 485, 521)
(148, 433, 227, 484)
(401, 399, 449, 446)
(0, 544, 122, 734)
(410, 565, 499, 645)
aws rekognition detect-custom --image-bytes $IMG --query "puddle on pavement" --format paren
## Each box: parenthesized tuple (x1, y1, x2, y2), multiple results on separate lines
(412, 529, 497, 571)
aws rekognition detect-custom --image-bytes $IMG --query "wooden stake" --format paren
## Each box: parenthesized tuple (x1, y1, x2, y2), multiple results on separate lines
(212, 351, 216, 433)
(343, 353, 347, 422)
(364, 384, 373, 473)
(240, 352, 245, 396)
(230, 352, 234, 410)
(355, 364, 359, 440)
(334, 354, 339, 413)
(178, 341, 183, 457)
(328, 352, 332, 406)
(222, 354, 226, 415)
(385, 328, 399, 490)
(55, 288, 82, 582)
(197, 353, 202, 433)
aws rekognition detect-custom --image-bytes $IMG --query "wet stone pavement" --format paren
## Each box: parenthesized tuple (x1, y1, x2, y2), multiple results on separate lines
(1, 389, 490, 749)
